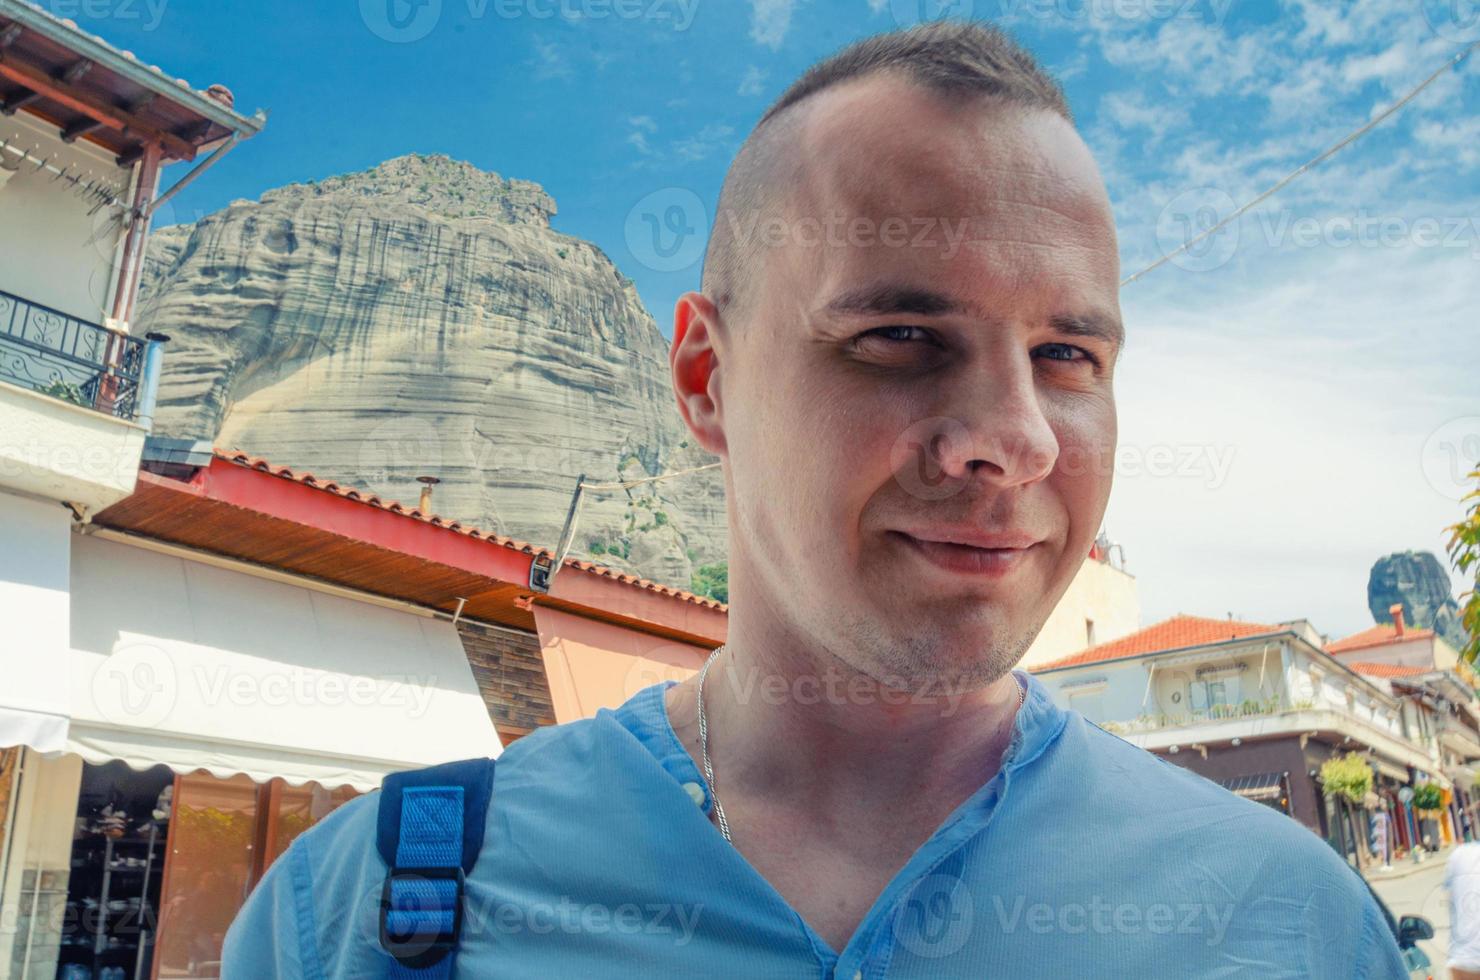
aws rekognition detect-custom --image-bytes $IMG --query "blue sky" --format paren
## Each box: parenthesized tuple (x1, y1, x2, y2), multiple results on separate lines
(63, 0, 1480, 639)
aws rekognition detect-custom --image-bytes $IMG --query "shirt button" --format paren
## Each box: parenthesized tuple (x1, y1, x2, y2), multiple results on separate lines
(681, 781, 707, 807)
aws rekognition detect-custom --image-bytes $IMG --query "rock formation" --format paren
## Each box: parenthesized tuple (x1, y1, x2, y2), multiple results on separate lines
(1367, 551, 1469, 653)
(137, 153, 727, 594)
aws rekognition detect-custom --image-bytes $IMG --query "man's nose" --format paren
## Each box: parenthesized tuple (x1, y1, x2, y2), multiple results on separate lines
(929, 363, 1059, 489)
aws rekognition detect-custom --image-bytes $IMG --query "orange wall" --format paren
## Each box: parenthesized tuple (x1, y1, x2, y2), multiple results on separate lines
(533, 606, 713, 721)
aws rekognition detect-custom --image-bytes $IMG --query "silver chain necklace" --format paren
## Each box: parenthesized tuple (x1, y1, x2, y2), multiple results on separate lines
(695, 644, 1027, 845)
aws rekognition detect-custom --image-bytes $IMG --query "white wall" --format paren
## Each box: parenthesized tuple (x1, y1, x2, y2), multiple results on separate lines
(1020, 557, 1140, 669)
(0, 491, 72, 746)
(0, 112, 131, 325)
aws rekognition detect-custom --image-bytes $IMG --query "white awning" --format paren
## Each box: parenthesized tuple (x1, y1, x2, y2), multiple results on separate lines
(0, 706, 68, 754)
(66, 534, 501, 791)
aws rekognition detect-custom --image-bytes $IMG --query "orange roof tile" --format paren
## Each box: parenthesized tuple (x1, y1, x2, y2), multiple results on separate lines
(214, 449, 726, 612)
(1327, 623, 1435, 655)
(1033, 615, 1284, 671)
(1345, 661, 1430, 679)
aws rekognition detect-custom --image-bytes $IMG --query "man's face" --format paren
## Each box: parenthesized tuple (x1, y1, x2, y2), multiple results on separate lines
(711, 74, 1121, 690)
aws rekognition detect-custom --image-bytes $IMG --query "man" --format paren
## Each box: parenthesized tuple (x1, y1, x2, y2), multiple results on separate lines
(1450, 840, 1480, 979)
(224, 21, 1405, 977)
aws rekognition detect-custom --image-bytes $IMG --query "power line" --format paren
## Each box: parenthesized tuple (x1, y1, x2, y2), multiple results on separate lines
(1121, 37, 1480, 288)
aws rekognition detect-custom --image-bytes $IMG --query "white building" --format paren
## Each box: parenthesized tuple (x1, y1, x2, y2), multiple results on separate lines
(1031, 614, 1451, 855)
(1018, 533, 1139, 670)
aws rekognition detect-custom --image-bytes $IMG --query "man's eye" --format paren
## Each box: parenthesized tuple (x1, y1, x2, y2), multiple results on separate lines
(860, 326, 930, 344)
(1034, 343, 1095, 364)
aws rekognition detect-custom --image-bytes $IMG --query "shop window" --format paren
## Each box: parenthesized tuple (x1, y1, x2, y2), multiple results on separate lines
(2, 757, 357, 980)
(152, 773, 258, 979)
(152, 775, 357, 979)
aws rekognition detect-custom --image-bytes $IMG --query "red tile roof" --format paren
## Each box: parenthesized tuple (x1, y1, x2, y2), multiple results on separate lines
(1033, 615, 1284, 671)
(1345, 661, 1430, 679)
(215, 450, 726, 611)
(1327, 623, 1434, 655)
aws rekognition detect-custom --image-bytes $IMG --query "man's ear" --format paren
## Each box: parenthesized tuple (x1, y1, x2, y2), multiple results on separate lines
(670, 291, 727, 458)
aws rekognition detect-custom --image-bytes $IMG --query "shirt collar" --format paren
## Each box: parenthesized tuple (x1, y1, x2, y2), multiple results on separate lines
(608, 666, 1067, 795)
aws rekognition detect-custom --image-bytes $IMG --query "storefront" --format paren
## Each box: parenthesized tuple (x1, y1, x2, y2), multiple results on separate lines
(0, 532, 502, 979)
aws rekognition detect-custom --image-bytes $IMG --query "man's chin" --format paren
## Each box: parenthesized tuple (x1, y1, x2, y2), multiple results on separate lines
(858, 625, 1036, 697)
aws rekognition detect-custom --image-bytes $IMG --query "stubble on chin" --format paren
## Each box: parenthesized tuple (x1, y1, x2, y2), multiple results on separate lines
(833, 611, 1037, 702)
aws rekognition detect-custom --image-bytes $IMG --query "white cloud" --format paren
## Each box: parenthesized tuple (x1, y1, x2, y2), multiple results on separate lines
(739, 65, 768, 97)
(530, 37, 572, 80)
(1413, 117, 1480, 168)
(673, 123, 736, 162)
(751, 0, 798, 50)
(1100, 91, 1187, 145)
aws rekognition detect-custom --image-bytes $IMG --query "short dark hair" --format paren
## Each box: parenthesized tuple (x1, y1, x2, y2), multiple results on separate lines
(701, 21, 1072, 314)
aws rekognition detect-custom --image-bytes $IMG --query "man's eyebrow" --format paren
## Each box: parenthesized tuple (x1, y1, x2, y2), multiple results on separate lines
(1049, 312, 1124, 348)
(822, 284, 964, 319)
(822, 285, 1125, 348)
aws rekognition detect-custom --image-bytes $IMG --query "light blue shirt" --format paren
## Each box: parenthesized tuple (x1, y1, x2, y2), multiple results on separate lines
(223, 672, 1406, 978)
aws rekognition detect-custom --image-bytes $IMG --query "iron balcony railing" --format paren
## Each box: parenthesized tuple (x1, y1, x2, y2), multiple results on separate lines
(0, 287, 145, 420)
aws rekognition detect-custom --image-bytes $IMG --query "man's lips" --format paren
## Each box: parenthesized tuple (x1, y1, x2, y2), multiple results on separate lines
(889, 529, 1042, 577)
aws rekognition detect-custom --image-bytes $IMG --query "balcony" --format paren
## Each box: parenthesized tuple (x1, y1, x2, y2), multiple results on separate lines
(1104, 698, 1439, 775)
(0, 287, 162, 512)
(0, 287, 145, 420)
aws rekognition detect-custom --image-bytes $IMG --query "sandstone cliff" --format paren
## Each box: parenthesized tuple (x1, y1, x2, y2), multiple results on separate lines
(138, 153, 726, 594)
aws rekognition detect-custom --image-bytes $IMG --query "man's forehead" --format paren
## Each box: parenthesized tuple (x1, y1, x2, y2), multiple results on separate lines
(787, 74, 1106, 214)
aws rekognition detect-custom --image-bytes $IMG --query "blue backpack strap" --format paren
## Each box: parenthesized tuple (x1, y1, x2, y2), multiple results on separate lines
(375, 757, 496, 977)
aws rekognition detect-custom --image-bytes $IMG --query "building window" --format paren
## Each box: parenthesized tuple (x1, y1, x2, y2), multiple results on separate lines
(1085, 618, 1097, 648)
(1189, 680, 1229, 714)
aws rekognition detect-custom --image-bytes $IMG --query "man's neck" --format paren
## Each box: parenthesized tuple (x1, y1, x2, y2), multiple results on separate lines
(668, 635, 1024, 824)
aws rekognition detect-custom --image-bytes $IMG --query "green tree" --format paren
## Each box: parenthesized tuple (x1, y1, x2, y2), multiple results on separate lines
(691, 562, 728, 603)
(1319, 752, 1374, 871)
(1319, 752, 1372, 804)
(1412, 781, 1444, 812)
(1447, 463, 1480, 663)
